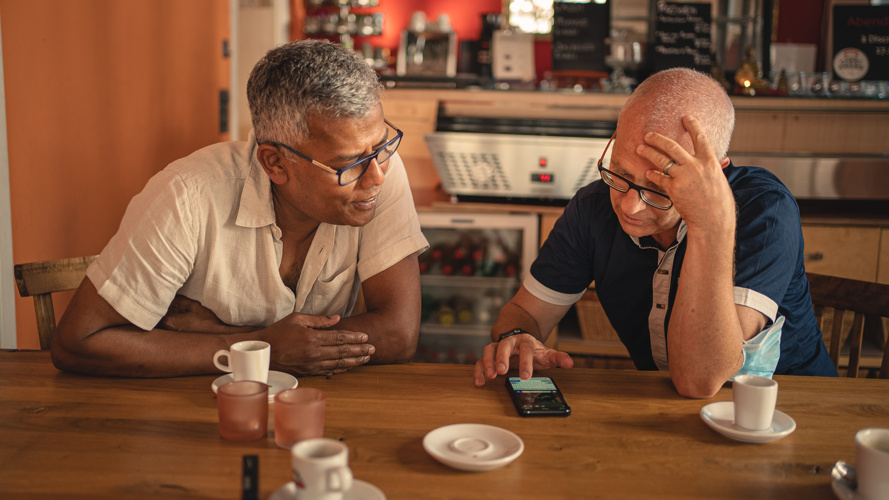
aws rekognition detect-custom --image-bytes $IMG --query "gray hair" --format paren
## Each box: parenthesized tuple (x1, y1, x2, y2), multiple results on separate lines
(619, 67, 735, 159)
(247, 39, 383, 146)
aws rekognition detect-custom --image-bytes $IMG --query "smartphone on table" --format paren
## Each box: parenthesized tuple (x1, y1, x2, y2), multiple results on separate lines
(506, 376, 571, 417)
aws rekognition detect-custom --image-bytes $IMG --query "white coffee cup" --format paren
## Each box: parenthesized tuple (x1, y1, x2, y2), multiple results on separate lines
(213, 340, 270, 384)
(732, 374, 778, 431)
(291, 438, 354, 500)
(856, 427, 889, 500)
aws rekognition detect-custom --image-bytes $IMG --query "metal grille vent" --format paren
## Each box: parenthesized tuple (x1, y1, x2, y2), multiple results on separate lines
(572, 157, 602, 192)
(436, 152, 511, 191)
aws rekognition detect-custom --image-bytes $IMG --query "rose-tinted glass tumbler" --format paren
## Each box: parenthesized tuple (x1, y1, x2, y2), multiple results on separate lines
(217, 380, 268, 441)
(274, 388, 326, 449)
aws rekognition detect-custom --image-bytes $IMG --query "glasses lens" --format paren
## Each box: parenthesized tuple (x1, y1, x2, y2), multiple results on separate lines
(377, 135, 401, 165)
(339, 134, 401, 186)
(601, 169, 629, 192)
(339, 159, 370, 185)
(641, 191, 671, 209)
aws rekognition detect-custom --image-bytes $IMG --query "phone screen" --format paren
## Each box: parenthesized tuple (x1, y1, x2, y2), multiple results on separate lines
(506, 376, 571, 417)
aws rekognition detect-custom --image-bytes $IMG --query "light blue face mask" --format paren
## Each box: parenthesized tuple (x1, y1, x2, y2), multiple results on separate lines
(731, 315, 784, 380)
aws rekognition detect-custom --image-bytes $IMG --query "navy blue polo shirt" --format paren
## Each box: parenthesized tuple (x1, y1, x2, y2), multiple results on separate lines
(528, 163, 836, 376)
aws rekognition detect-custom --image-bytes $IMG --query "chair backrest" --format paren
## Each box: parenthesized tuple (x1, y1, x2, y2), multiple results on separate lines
(806, 272, 889, 378)
(13, 255, 98, 350)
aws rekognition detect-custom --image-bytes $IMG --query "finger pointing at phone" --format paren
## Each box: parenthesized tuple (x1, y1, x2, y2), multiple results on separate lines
(473, 333, 574, 387)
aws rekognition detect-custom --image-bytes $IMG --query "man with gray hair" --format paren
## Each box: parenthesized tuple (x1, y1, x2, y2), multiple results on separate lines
(474, 67, 836, 397)
(53, 40, 428, 377)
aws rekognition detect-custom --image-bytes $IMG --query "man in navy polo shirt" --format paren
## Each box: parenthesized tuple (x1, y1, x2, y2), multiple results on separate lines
(473, 67, 836, 398)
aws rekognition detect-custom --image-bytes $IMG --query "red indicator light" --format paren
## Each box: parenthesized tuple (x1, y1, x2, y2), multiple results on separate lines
(539, 157, 547, 167)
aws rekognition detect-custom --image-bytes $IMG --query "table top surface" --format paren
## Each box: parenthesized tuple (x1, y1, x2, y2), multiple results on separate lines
(1, 350, 887, 500)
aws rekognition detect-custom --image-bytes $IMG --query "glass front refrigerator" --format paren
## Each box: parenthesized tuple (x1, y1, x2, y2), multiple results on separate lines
(415, 212, 539, 364)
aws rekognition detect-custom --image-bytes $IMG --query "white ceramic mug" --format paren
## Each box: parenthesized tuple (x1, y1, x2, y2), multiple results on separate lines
(856, 427, 889, 500)
(732, 374, 778, 431)
(213, 340, 270, 384)
(291, 438, 353, 500)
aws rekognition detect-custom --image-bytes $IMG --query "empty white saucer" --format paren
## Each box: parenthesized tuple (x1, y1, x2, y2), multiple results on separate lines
(269, 479, 385, 500)
(700, 401, 796, 444)
(211, 370, 297, 403)
(831, 476, 857, 500)
(423, 423, 524, 472)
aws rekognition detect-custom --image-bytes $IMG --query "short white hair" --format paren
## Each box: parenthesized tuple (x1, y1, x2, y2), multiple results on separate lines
(619, 68, 735, 159)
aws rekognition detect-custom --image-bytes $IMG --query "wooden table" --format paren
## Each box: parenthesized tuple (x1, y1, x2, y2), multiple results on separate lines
(1, 351, 887, 499)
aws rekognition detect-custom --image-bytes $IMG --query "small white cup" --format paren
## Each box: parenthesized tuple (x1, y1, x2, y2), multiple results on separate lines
(291, 438, 354, 500)
(213, 340, 270, 384)
(856, 427, 889, 500)
(732, 374, 778, 431)
(409, 11, 426, 32)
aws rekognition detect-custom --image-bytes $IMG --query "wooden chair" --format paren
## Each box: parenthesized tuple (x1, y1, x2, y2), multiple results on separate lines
(806, 273, 889, 378)
(13, 255, 97, 350)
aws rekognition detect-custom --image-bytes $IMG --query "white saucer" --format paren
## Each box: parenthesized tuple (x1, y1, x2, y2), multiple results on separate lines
(831, 477, 860, 500)
(211, 370, 297, 403)
(700, 401, 796, 444)
(269, 479, 386, 500)
(423, 423, 524, 472)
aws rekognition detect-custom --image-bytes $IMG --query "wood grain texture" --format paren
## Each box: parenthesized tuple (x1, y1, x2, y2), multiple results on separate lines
(13, 255, 98, 349)
(1, 351, 887, 499)
(807, 272, 889, 378)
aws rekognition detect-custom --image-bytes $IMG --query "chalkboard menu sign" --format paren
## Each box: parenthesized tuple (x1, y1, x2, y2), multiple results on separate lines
(551, 1, 610, 73)
(651, 2, 712, 73)
(832, 5, 889, 81)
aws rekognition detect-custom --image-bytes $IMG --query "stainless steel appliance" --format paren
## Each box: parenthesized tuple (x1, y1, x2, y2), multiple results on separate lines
(730, 155, 889, 201)
(424, 116, 616, 204)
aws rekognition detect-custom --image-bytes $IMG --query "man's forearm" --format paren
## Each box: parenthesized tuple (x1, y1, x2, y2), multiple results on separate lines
(52, 324, 248, 378)
(667, 230, 744, 398)
(490, 301, 546, 343)
(333, 309, 417, 364)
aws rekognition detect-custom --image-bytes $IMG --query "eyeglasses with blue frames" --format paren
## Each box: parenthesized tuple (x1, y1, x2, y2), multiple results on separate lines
(597, 133, 673, 210)
(266, 119, 403, 186)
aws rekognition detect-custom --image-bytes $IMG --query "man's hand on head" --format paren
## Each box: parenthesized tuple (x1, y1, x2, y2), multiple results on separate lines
(640, 115, 736, 234)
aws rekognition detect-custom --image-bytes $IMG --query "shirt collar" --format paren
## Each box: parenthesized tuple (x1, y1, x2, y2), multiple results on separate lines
(629, 219, 688, 250)
(236, 130, 277, 229)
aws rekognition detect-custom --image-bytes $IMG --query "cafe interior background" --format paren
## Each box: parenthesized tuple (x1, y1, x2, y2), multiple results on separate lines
(0, 0, 887, 366)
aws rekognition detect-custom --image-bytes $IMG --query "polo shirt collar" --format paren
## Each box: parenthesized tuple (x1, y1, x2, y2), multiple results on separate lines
(629, 219, 688, 250)
(236, 130, 277, 229)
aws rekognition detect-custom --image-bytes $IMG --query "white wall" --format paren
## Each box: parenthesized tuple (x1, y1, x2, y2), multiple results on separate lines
(231, 0, 290, 141)
(0, 9, 17, 348)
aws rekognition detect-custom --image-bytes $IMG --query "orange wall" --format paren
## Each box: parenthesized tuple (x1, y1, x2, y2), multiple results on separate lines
(2, 0, 229, 348)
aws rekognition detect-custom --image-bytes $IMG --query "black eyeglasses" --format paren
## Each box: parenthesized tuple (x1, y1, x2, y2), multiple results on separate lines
(266, 119, 403, 186)
(597, 133, 673, 210)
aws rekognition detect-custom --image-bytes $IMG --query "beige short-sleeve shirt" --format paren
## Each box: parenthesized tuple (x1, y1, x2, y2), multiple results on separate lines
(88, 132, 428, 331)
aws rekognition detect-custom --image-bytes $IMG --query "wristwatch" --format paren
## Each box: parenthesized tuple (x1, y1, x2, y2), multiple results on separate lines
(497, 328, 529, 342)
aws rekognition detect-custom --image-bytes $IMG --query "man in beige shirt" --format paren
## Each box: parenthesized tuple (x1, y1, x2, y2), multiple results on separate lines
(53, 40, 428, 378)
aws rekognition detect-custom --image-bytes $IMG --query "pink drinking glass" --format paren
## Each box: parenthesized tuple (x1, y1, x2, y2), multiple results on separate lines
(274, 388, 326, 449)
(217, 381, 269, 441)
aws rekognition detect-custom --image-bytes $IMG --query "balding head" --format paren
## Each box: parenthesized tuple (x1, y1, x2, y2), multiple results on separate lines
(618, 68, 735, 159)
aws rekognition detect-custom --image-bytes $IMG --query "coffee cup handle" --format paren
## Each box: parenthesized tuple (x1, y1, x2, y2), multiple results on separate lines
(213, 350, 233, 373)
(326, 466, 353, 493)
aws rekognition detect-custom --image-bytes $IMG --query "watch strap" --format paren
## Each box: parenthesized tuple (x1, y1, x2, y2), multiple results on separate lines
(497, 328, 529, 341)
